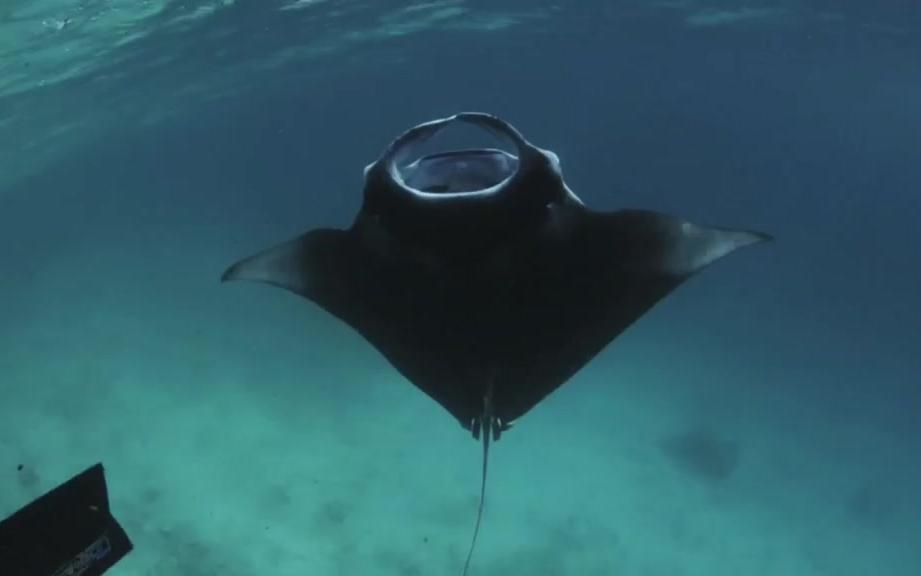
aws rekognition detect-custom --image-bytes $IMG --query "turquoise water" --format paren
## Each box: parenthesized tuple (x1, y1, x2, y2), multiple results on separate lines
(2, 2, 920, 575)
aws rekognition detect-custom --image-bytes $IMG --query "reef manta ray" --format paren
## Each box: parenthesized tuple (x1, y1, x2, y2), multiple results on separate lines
(222, 112, 771, 575)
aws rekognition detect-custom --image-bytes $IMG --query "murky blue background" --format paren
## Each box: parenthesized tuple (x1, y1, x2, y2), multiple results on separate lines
(2, 2, 919, 574)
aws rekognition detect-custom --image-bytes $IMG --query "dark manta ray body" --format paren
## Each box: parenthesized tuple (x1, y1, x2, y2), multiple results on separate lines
(222, 112, 770, 573)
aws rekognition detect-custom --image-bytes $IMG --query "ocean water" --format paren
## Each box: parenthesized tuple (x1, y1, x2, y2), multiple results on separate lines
(1, 2, 920, 575)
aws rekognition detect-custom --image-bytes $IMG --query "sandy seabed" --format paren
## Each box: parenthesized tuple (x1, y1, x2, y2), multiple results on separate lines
(1, 233, 918, 576)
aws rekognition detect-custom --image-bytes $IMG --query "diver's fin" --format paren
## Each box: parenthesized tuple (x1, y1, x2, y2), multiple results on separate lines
(0, 463, 133, 576)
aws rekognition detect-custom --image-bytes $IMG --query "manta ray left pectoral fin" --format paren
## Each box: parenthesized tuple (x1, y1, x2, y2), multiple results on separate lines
(660, 219, 771, 277)
(491, 207, 772, 424)
(594, 209, 772, 278)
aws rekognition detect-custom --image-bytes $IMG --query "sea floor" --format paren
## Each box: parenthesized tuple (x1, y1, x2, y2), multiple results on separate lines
(1, 221, 919, 576)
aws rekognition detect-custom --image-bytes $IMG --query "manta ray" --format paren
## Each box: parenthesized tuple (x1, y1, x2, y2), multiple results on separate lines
(222, 112, 770, 574)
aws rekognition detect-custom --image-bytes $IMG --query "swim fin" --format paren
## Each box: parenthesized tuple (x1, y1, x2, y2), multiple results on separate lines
(0, 462, 133, 576)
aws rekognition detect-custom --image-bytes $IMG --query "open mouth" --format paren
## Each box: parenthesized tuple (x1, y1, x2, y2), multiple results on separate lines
(397, 147, 520, 194)
(375, 113, 531, 201)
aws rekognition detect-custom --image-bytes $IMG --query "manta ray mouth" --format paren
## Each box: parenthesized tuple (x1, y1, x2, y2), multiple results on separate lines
(355, 113, 579, 257)
(361, 113, 572, 234)
(376, 113, 533, 203)
(396, 148, 520, 195)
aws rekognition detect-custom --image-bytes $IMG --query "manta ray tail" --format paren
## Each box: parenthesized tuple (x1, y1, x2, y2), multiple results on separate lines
(463, 421, 490, 576)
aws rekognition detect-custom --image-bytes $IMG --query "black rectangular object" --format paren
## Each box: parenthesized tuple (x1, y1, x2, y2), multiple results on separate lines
(0, 463, 133, 576)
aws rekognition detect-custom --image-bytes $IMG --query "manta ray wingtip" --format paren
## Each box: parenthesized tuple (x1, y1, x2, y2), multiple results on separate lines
(744, 229, 775, 247)
(220, 262, 243, 283)
(723, 226, 773, 249)
(736, 227, 773, 243)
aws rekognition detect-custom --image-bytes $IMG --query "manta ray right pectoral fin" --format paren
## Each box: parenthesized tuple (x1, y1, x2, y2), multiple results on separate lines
(220, 229, 355, 301)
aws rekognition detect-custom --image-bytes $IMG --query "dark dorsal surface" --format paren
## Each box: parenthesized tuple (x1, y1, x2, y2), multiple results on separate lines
(222, 112, 771, 431)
